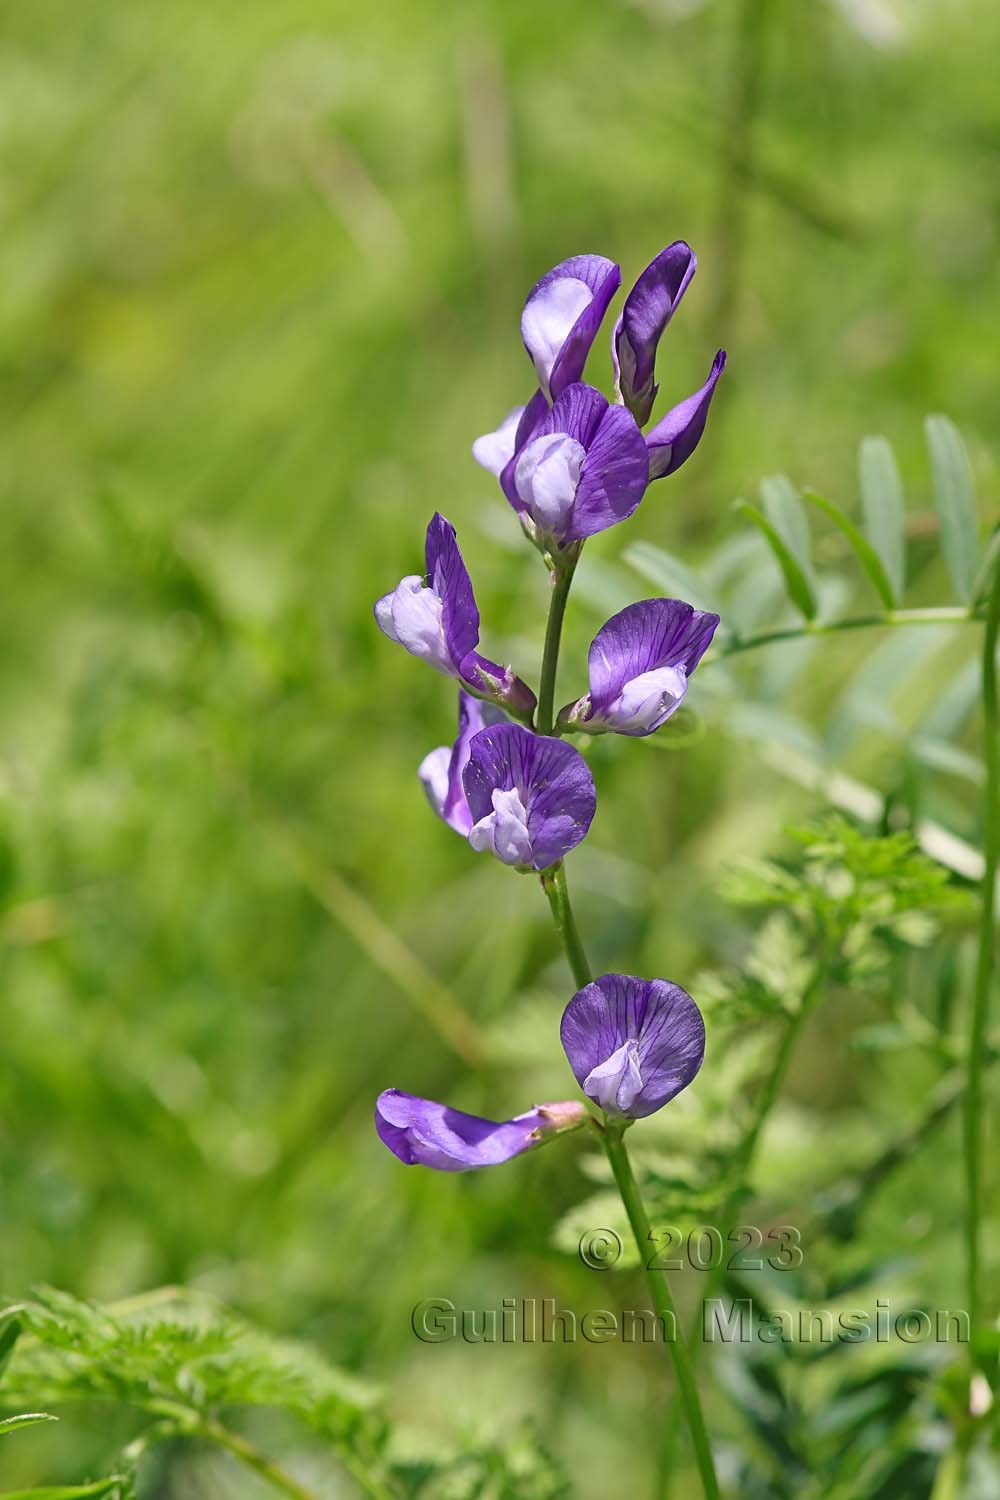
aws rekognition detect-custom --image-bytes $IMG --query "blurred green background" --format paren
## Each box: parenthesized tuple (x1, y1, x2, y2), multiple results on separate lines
(1, 0, 997, 1492)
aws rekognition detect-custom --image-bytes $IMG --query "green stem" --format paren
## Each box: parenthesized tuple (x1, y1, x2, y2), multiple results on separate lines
(195, 1419, 324, 1500)
(536, 555, 578, 735)
(731, 1004, 808, 1184)
(964, 564, 1000, 1347)
(658, 961, 825, 1500)
(541, 862, 592, 988)
(718, 606, 980, 662)
(603, 1126, 721, 1500)
(540, 872, 719, 1498)
(535, 533, 718, 1497)
(202, 1414, 401, 1500)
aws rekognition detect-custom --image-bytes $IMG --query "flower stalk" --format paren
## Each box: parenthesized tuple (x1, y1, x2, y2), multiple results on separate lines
(537, 567, 721, 1500)
(603, 1123, 721, 1500)
(540, 862, 591, 989)
(964, 561, 1000, 1352)
(536, 553, 579, 735)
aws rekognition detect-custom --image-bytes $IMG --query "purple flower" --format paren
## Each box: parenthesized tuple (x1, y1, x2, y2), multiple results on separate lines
(375, 513, 536, 719)
(462, 722, 596, 870)
(613, 242, 698, 425)
(645, 350, 727, 480)
(560, 598, 720, 737)
(376, 1090, 588, 1171)
(419, 691, 506, 836)
(560, 974, 705, 1119)
(521, 254, 621, 402)
(497, 384, 649, 547)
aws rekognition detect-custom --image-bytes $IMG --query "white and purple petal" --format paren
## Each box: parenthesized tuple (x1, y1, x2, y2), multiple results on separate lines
(374, 574, 453, 674)
(577, 598, 720, 736)
(472, 406, 525, 476)
(375, 1090, 587, 1171)
(646, 350, 727, 481)
(521, 254, 621, 400)
(560, 974, 705, 1120)
(613, 242, 697, 424)
(462, 723, 596, 871)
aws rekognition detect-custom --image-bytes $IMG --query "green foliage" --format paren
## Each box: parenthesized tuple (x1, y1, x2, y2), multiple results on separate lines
(0, 1290, 574, 1499)
(858, 436, 907, 603)
(0, 1484, 130, 1500)
(0, 1415, 58, 1439)
(926, 415, 981, 604)
(635, 422, 987, 653)
(0, 1288, 389, 1496)
(732, 496, 818, 621)
(716, 1259, 1000, 1500)
(721, 815, 968, 975)
(801, 488, 896, 612)
(1, 1288, 377, 1432)
(398, 1424, 570, 1500)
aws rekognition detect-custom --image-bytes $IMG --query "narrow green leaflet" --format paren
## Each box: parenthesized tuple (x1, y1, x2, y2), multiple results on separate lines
(0, 1415, 57, 1438)
(0, 1315, 23, 1380)
(622, 540, 724, 618)
(801, 488, 896, 611)
(971, 525, 1000, 610)
(926, 414, 980, 602)
(760, 475, 815, 583)
(0, 1484, 126, 1500)
(858, 435, 906, 601)
(732, 499, 817, 620)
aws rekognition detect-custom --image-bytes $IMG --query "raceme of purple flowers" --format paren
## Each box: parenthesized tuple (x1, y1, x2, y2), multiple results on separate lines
(373, 243, 722, 1169)
(376, 975, 706, 1170)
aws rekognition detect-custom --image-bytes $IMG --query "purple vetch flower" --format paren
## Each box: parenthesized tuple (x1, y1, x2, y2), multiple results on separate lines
(521, 254, 621, 402)
(613, 241, 698, 426)
(462, 722, 596, 870)
(375, 513, 536, 719)
(559, 598, 720, 737)
(419, 691, 506, 836)
(645, 350, 727, 480)
(498, 384, 649, 547)
(560, 974, 705, 1119)
(376, 1090, 588, 1171)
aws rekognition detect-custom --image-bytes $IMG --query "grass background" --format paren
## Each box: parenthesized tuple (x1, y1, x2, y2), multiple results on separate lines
(0, 0, 997, 1492)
